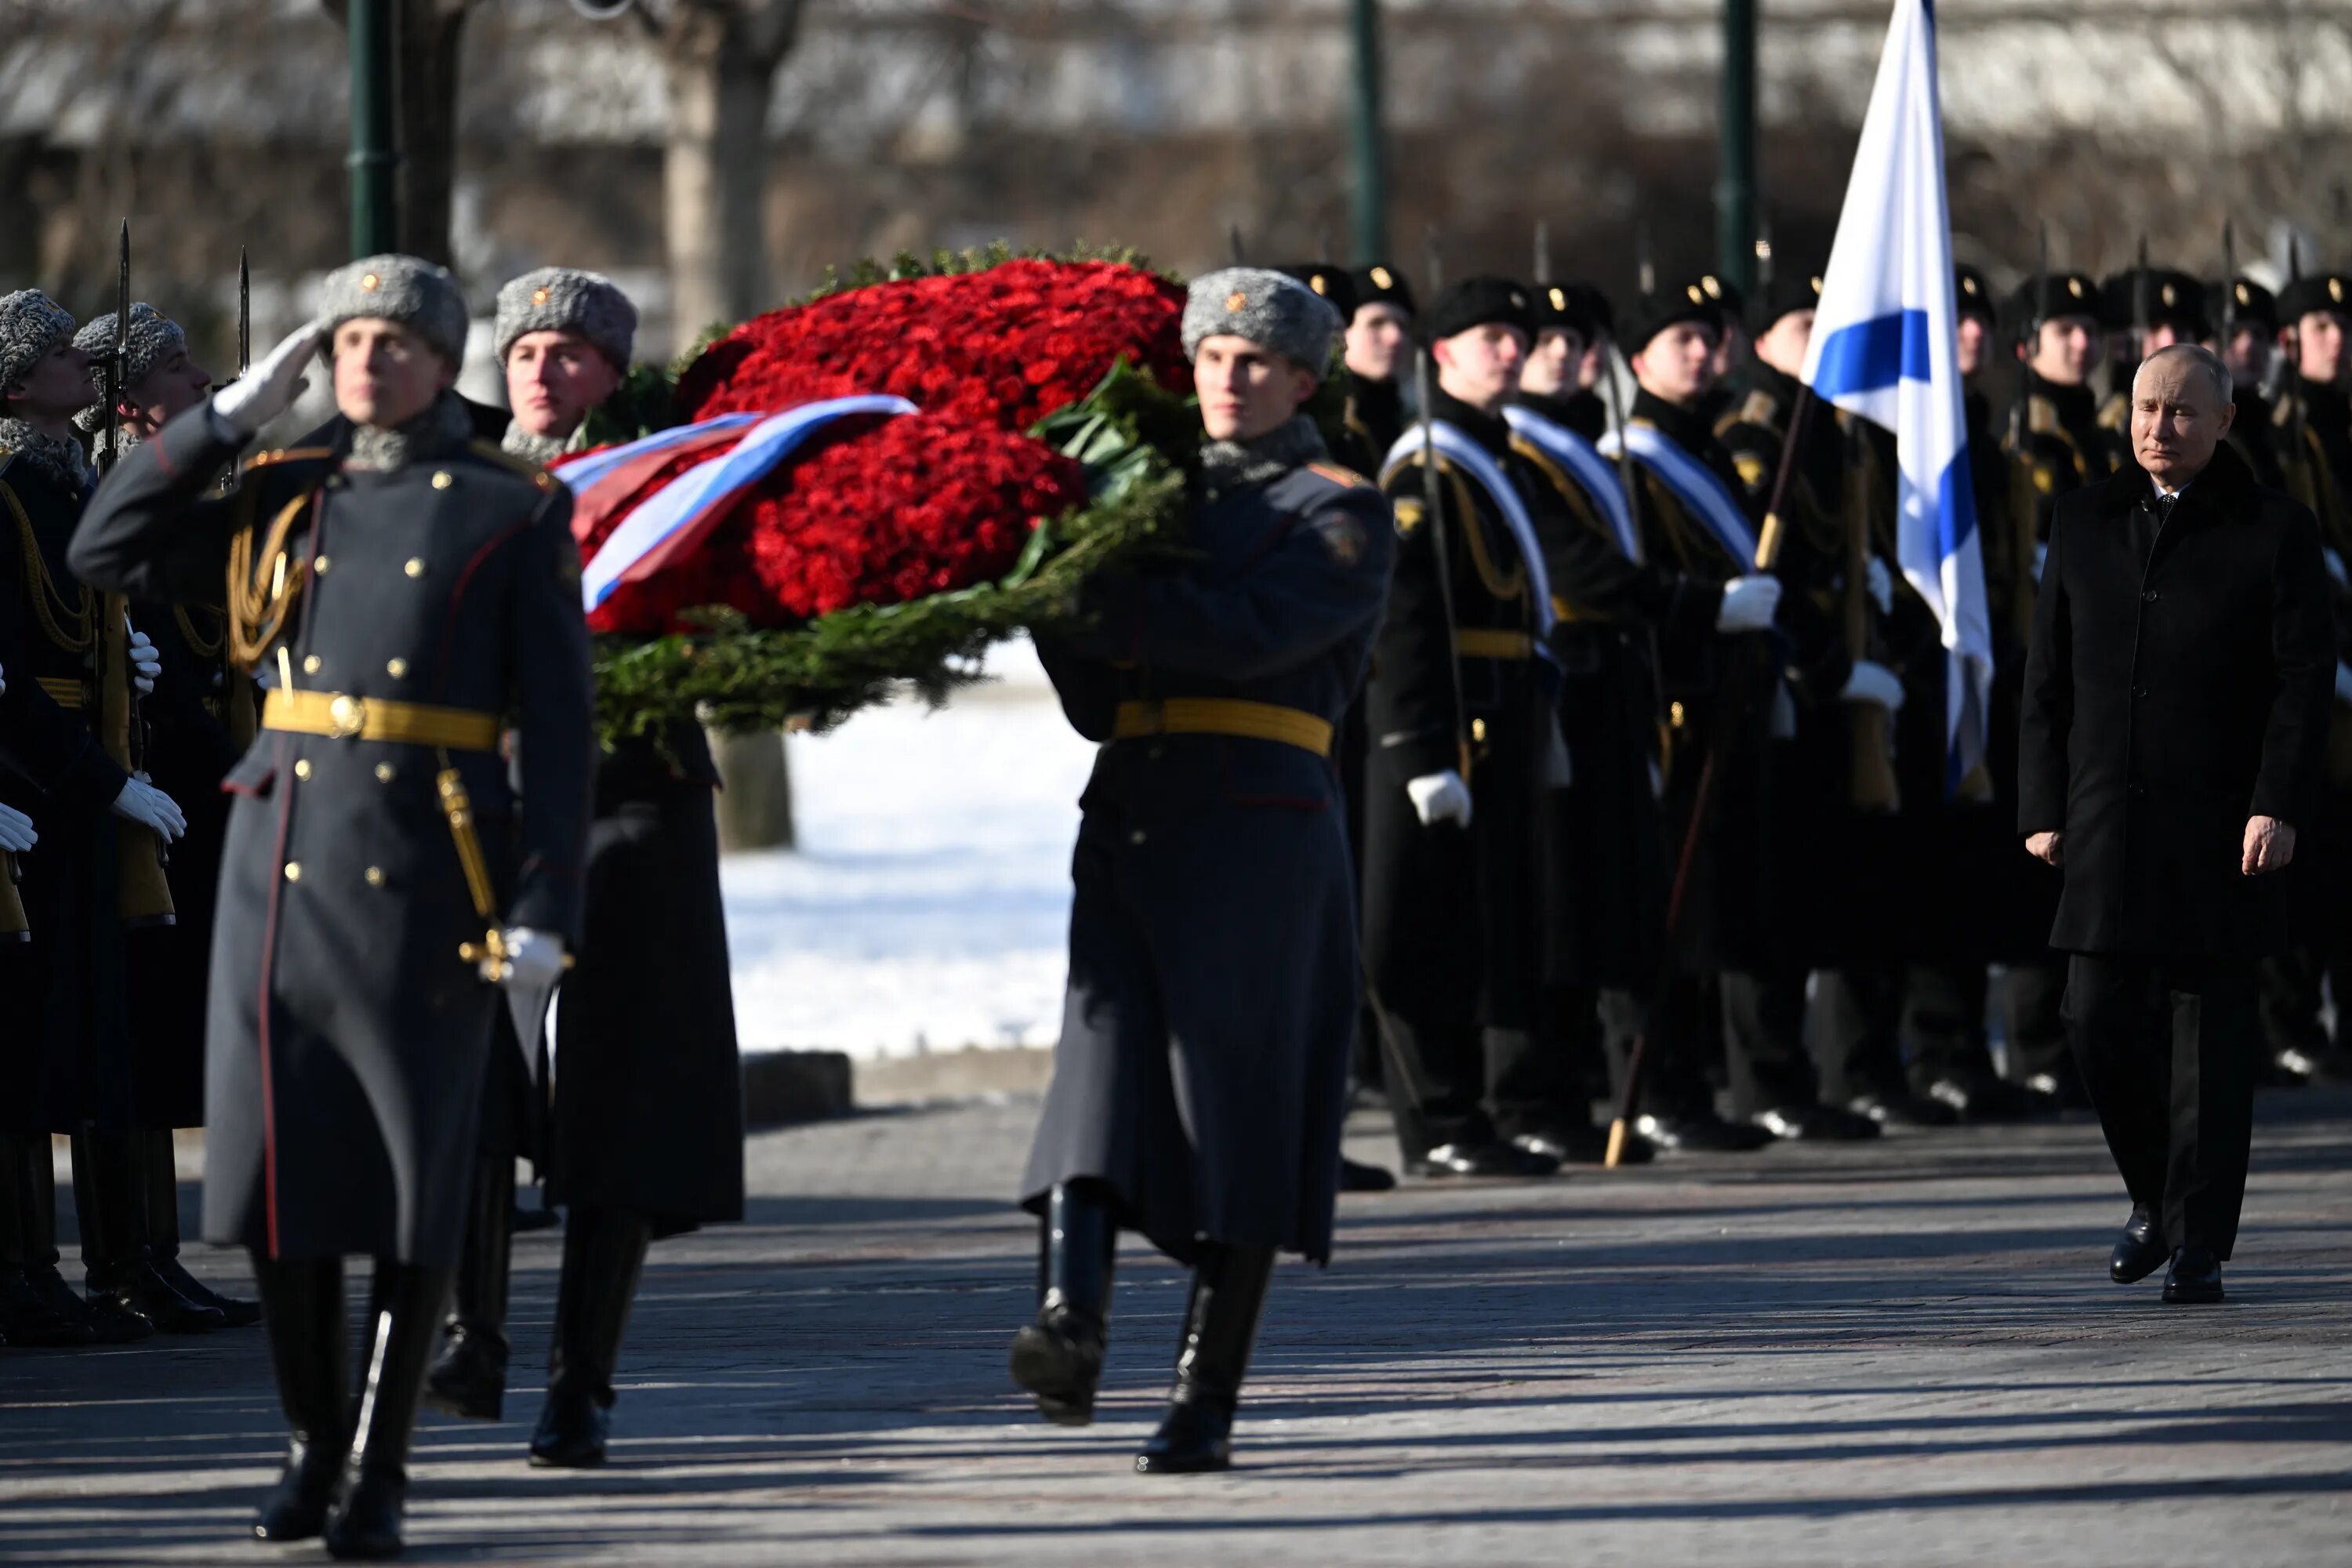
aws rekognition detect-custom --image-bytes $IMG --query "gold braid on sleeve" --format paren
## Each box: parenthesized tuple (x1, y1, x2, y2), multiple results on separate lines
(226, 489, 314, 674)
(6, 480, 96, 655)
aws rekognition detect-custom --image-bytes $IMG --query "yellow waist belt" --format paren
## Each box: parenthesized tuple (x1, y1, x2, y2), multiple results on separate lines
(1111, 699, 1334, 758)
(263, 689, 501, 752)
(34, 677, 84, 710)
(1455, 630, 1534, 660)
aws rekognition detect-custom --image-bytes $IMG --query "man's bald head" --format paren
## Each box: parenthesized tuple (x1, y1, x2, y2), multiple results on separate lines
(2131, 343, 2236, 491)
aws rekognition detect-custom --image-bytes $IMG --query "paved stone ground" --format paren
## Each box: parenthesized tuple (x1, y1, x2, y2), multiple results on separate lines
(4, 1091, 2350, 1566)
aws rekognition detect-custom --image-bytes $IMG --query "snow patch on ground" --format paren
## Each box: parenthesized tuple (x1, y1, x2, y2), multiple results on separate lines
(721, 640, 1094, 1060)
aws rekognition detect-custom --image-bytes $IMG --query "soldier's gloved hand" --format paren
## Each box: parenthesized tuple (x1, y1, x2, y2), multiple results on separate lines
(211, 321, 325, 438)
(1867, 557, 1895, 616)
(1839, 659, 1906, 713)
(0, 803, 34, 854)
(1715, 575, 1782, 633)
(496, 927, 568, 991)
(126, 625, 161, 696)
(111, 778, 187, 842)
(1406, 770, 1474, 830)
(2336, 662, 2352, 706)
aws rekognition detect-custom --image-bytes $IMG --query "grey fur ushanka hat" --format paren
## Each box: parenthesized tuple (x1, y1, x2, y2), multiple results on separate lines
(71, 303, 190, 432)
(1181, 267, 1344, 371)
(494, 267, 637, 370)
(0, 289, 78, 394)
(317, 253, 470, 365)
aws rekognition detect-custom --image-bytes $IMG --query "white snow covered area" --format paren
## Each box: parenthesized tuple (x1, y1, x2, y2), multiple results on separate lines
(720, 637, 1094, 1060)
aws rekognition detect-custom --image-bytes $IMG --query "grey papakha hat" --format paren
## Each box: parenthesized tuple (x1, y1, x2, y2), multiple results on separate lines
(1181, 267, 1344, 371)
(495, 267, 637, 370)
(317, 253, 469, 366)
(71, 303, 191, 432)
(0, 289, 78, 395)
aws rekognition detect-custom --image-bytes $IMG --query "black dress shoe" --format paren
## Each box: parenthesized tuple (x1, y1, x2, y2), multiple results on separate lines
(0, 1266, 96, 1347)
(1007, 1306, 1105, 1428)
(1409, 1141, 1562, 1178)
(323, 1465, 406, 1560)
(2023, 1071, 2094, 1112)
(2162, 1246, 2224, 1304)
(1751, 1105, 1882, 1142)
(513, 1201, 561, 1234)
(1634, 1113, 1774, 1153)
(1338, 1156, 1397, 1192)
(1925, 1073, 2035, 1123)
(151, 1256, 261, 1328)
(28, 1265, 148, 1344)
(89, 1259, 228, 1335)
(528, 1383, 612, 1468)
(1509, 1124, 1654, 1166)
(424, 1321, 510, 1422)
(2110, 1207, 2168, 1284)
(2273, 1045, 2352, 1086)
(1847, 1090, 1958, 1128)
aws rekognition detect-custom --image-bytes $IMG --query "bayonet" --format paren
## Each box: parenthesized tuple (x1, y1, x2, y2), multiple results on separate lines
(1415, 227, 1472, 784)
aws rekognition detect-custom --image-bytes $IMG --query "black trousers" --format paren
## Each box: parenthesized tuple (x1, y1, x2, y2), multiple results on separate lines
(1813, 965, 1911, 1105)
(2002, 958, 2073, 1087)
(1900, 960, 2005, 1091)
(1719, 967, 1824, 1119)
(2063, 953, 2260, 1258)
(1370, 1003, 1504, 1158)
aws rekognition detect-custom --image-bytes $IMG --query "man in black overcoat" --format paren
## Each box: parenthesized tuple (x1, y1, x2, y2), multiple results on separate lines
(426, 267, 746, 1472)
(1012, 267, 1392, 1474)
(2020, 343, 2332, 1305)
(71, 254, 595, 1556)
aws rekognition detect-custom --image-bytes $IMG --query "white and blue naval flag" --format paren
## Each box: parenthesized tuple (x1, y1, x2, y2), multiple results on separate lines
(1798, 0, 1992, 793)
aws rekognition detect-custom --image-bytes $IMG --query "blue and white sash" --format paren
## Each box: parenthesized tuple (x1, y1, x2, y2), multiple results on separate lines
(1381, 422, 1555, 638)
(1599, 420, 1761, 568)
(1503, 405, 1642, 564)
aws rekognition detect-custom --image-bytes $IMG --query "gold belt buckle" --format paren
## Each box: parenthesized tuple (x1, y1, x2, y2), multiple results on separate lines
(328, 693, 368, 739)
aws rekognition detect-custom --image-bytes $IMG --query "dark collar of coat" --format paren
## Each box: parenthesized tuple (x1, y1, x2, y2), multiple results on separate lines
(2086, 434, 2257, 520)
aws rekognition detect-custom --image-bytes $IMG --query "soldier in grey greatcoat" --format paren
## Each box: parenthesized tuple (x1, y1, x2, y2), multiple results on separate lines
(1011, 267, 1392, 1473)
(426, 267, 746, 1472)
(72, 254, 594, 1559)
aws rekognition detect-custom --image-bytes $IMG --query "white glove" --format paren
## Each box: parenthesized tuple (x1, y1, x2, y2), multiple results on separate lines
(111, 777, 187, 842)
(1715, 575, 1783, 633)
(212, 321, 325, 437)
(0, 803, 34, 854)
(126, 624, 160, 696)
(1866, 557, 1894, 616)
(495, 927, 568, 990)
(2336, 662, 2352, 706)
(1840, 659, 1907, 713)
(1406, 770, 1474, 829)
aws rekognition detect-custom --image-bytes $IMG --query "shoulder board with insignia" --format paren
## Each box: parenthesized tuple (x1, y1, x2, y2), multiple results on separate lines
(2096, 394, 2128, 433)
(1305, 460, 1373, 490)
(1732, 452, 1769, 490)
(466, 439, 559, 488)
(1713, 389, 1780, 441)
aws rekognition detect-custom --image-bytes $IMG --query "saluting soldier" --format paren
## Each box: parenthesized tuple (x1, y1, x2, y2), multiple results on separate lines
(1011, 268, 1392, 1472)
(67, 301, 260, 1330)
(426, 267, 746, 1469)
(1708, 266, 1903, 1139)
(1344, 263, 1416, 459)
(0, 289, 190, 1350)
(1891, 265, 2042, 1125)
(1359, 278, 1566, 1179)
(2257, 267, 2352, 1083)
(71, 254, 594, 1558)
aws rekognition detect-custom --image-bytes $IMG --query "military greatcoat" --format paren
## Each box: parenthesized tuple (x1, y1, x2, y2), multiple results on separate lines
(1022, 426, 1392, 1266)
(69, 394, 594, 1264)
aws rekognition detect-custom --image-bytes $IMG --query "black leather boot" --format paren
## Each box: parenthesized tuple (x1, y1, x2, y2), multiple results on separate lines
(1007, 1181, 1117, 1426)
(325, 1260, 453, 1560)
(145, 1129, 259, 1327)
(251, 1254, 351, 1541)
(0, 1134, 93, 1347)
(1134, 1243, 1276, 1475)
(74, 1129, 223, 1335)
(425, 1156, 514, 1421)
(28, 1134, 146, 1344)
(529, 1207, 653, 1468)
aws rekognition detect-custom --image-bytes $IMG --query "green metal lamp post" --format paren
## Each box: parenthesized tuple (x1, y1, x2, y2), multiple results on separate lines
(348, 0, 400, 256)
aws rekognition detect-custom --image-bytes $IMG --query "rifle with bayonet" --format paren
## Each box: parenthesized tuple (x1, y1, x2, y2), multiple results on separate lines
(96, 220, 175, 926)
(1411, 227, 1474, 785)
